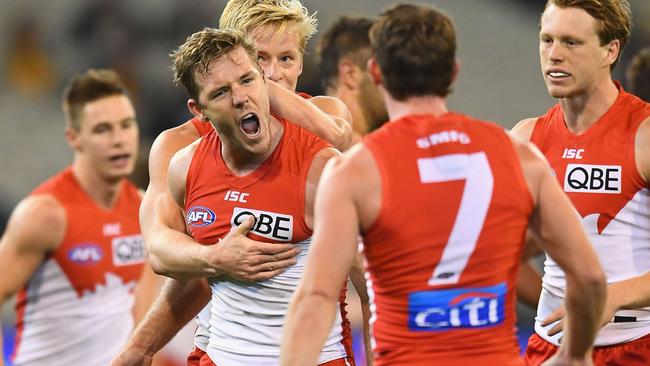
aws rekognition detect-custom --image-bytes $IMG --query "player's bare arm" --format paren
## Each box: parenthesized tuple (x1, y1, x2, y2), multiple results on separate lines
(267, 80, 353, 151)
(0, 195, 66, 366)
(112, 277, 211, 366)
(282, 145, 379, 366)
(144, 127, 299, 280)
(510, 117, 538, 142)
(514, 137, 606, 364)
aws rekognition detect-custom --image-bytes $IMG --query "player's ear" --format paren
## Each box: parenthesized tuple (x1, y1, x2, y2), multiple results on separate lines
(368, 57, 383, 87)
(64, 120, 82, 151)
(338, 59, 358, 90)
(187, 99, 209, 122)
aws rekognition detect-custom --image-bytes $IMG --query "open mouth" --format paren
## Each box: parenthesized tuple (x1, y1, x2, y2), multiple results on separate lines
(240, 113, 261, 137)
(547, 71, 571, 81)
(109, 154, 131, 165)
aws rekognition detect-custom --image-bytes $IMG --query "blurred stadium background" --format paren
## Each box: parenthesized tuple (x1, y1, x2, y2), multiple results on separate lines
(0, 0, 647, 364)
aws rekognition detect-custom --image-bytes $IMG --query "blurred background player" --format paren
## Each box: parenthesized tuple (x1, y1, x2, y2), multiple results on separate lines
(317, 15, 388, 142)
(626, 46, 650, 102)
(281, 4, 606, 366)
(166, 27, 353, 366)
(511, 1, 650, 364)
(0, 69, 152, 366)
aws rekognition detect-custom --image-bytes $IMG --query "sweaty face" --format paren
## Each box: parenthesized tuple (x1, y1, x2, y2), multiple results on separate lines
(71, 95, 139, 182)
(192, 46, 273, 157)
(539, 5, 615, 99)
(250, 23, 304, 91)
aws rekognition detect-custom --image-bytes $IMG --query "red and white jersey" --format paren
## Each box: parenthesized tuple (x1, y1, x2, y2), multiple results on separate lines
(531, 84, 650, 346)
(362, 113, 532, 366)
(188, 116, 216, 352)
(185, 118, 353, 365)
(12, 167, 144, 366)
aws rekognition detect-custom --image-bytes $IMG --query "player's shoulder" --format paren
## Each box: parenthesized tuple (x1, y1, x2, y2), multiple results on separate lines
(151, 120, 203, 157)
(510, 117, 539, 142)
(5, 194, 66, 251)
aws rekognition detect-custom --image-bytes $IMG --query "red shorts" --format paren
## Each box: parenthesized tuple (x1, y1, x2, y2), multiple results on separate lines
(524, 332, 650, 366)
(198, 355, 354, 366)
(187, 346, 207, 366)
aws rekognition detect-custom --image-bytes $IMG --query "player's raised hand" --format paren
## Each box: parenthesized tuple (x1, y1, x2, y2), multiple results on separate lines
(204, 214, 300, 282)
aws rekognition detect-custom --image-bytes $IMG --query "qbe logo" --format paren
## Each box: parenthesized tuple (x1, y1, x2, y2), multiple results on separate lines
(408, 283, 506, 331)
(563, 164, 621, 194)
(187, 206, 216, 227)
(112, 235, 145, 266)
(231, 207, 293, 241)
(68, 243, 103, 264)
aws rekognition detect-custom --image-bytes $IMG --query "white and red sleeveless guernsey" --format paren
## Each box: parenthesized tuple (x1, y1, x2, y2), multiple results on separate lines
(12, 167, 145, 366)
(184, 118, 353, 365)
(188, 116, 216, 356)
(362, 113, 533, 366)
(531, 84, 650, 346)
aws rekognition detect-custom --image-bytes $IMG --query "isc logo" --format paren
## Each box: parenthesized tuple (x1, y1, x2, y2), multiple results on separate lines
(564, 164, 621, 194)
(224, 190, 249, 203)
(187, 206, 216, 227)
(408, 283, 506, 331)
(68, 244, 103, 264)
(112, 235, 145, 266)
(231, 207, 293, 241)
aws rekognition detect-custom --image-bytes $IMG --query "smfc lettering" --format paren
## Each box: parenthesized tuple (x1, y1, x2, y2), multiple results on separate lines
(231, 207, 293, 241)
(563, 164, 621, 194)
(417, 130, 471, 149)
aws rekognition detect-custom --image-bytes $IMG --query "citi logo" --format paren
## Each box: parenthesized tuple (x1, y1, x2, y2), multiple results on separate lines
(187, 206, 216, 227)
(68, 244, 103, 264)
(564, 164, 621, 194)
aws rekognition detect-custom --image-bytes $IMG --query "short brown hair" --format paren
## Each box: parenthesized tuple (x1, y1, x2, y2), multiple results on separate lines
(317, 16, 374, 92)
(626, 47, 650, 102)
(545, 0, 631, 70)
(63, 68, 128, 131)
(219, 0, 317, 53)
(369, 4, 456, 100)
(171, 27, 259, 100)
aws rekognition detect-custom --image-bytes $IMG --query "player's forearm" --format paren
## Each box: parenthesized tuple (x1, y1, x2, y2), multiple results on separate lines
(147, 227, 219, 279)
(281, 292, 338, 366)
(516, 260, 542, 308)
(124, 278, 210, 357)
(562, 270, 606, 359)
(268, 81, 352, 151)
(608, 271, 650, 311)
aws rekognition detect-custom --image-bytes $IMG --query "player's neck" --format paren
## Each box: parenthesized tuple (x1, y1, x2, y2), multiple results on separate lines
(221, 116, 284, 176)
(385, 94, 448, 121)
(331, 87, 369, 137)
(560, 78, 619, 134)
(71, 160, 123, 210)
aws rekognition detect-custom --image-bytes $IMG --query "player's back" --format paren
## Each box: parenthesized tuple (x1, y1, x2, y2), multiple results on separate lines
(362, 113, 532, 366)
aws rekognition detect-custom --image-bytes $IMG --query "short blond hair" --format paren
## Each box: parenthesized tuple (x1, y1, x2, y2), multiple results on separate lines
(219, 0, 317, 53)
(171, 28, 259, 100)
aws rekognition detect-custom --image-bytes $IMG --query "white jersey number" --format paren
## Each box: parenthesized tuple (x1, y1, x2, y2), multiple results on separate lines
(417, 152, 494, 286)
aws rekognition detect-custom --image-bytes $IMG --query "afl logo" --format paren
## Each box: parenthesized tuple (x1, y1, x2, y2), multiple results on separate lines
(68, 244, 103, 264)
(187, 206, 216, 227)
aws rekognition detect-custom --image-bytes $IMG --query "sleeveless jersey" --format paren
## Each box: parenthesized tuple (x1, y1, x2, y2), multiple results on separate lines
(12, 167, 144, 366)
(362, 113, 533, 366)
(531, 84, 650, 346)
(188, 116, 217, 352)
(184, 118, 352, 365)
